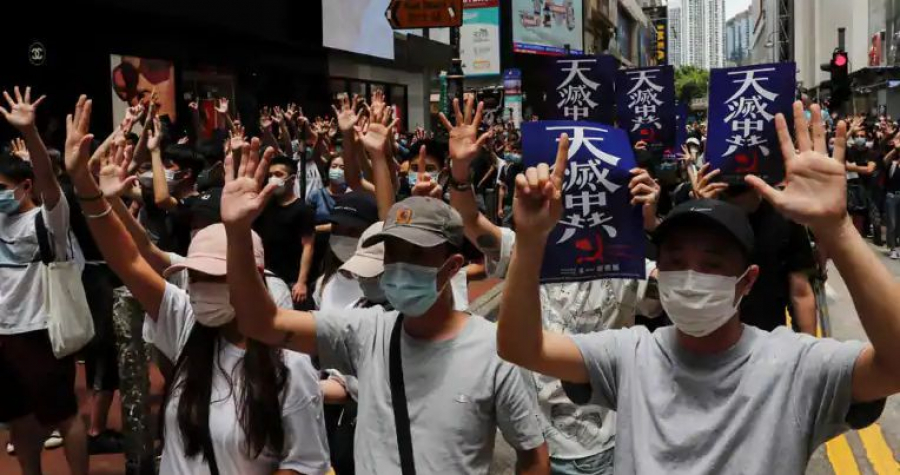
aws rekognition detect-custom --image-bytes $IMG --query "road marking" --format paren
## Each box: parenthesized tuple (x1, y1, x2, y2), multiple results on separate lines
(826, 435, 861, 475)
(857, 424, 899, 474)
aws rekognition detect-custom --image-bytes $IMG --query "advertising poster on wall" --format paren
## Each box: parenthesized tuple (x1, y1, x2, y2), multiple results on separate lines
(110, 55, 177, 127)
(503, 69, 523, 127)
(512, 0, 583, 55)
(460, 1, 500, 76)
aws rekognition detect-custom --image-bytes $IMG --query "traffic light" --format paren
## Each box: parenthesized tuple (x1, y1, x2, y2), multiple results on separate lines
(822, 49, 851, 110)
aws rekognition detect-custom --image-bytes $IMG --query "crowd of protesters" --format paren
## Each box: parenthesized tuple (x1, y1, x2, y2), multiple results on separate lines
(0, 83, 898, 475)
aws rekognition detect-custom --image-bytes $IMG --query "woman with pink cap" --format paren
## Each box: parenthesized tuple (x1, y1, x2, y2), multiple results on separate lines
(63, 121, 331, 475)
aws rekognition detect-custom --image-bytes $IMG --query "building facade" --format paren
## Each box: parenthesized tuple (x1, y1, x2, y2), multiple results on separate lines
(668, 0, 724, 69)
(726, 8, 752, 66)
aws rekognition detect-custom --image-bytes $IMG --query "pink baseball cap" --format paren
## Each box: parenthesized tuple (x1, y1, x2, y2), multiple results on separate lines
(163, 223, 265, 277)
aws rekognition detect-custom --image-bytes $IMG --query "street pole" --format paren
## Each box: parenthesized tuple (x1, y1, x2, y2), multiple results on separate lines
(448, 26, 465, 112)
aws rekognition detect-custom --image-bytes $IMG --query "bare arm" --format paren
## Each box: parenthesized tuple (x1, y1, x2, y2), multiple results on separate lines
(441, 97, 504, 261)
(516, 444, 550, 475)
(65, 133, 167, 319)
(222, 139, 319, 354)
(496, 133, 589, 384)
(789, 272, 817, 335)
(355, 93, 400, 219)
(298, 234, 314, 289)
(746, 104, 900, 403)
(0, 87, 60, 209)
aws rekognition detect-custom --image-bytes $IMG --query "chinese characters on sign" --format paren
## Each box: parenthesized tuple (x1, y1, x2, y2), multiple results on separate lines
(707, 62, 795, 184)
(616, 66, 675, 153)
(546, 55, 617, 125)
(654, 19, 668, 64)
(522, 121, 646, 283)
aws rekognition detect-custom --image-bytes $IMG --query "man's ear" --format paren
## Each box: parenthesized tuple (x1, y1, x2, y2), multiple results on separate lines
(440, 253, 465, 283)
(738, 265, 761, 297)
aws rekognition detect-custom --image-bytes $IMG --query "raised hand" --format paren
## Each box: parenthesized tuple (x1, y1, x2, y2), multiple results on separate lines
(10, 138, 30, 161)
(98, 141, 139, 198)
(187, 101, 199, 111)
(125, 104, 145, 123)
(691, 163, 728, 200)
(745, 102, 848, 233)
(355, 94, 398, 158)
(439, 96, 492, 179)
(333, 94, 361, 136)
(629, 168, 660, 207)
(272, 106, 284, 125)
(63, 95, 95, 177)
(513, 134, 569, 240)
(221, 138, 277, 229)
(411, 145, 443, 199)
(147, 116, 162, 152)
(216, 98, 230, 114)
(0, 86, 46, 132)
(229, 124, 247, 152)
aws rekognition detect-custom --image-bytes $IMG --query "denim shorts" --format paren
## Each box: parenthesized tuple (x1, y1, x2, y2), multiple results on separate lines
(550, 448, 615, 475)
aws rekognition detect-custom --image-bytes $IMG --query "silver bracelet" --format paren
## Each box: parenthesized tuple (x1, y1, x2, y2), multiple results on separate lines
(83, 206, 113, 220)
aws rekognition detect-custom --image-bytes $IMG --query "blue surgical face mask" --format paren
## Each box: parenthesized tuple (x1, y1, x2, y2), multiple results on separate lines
(329, 168, 346, 186)
(407, 172, 439, 188)
(0, 186, 22, 214)
(504, 153, 522, 164)
(381, 262, 446, 317)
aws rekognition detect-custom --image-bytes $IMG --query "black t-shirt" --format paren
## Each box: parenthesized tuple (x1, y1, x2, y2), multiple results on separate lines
(886, 158, 900, 193)
(253, 198, 316, 284)
(740, 200, 816, 331)
(846, 147, 874, 186)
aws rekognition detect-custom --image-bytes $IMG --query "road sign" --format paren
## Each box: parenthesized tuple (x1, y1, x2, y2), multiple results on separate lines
(386, 0, 464, 29)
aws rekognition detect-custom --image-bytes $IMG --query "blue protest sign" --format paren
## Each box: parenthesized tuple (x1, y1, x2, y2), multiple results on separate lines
(707, 62, 796, 184)
(541, 55, 617, 125)
(616, 65, 676, 154)
(522, 121, 646, 283)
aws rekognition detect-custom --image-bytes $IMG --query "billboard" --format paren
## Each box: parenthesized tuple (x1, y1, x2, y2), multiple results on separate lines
(461, 4, 500, 76)
(654, 18, 668, 65)
(110, 55, 177, 127)
(512, 0, 583, 55)
(322, 0, 395, 60)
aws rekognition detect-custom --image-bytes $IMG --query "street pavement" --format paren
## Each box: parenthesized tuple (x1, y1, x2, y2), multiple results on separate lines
(490, 242, 900, 475)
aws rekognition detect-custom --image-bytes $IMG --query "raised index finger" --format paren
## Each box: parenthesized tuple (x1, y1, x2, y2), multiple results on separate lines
(418, 144, 427, 180)
(552, 133, 570, 188)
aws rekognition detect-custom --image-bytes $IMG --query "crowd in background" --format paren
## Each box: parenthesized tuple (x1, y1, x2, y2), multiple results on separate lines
(0, 84, 897, 475)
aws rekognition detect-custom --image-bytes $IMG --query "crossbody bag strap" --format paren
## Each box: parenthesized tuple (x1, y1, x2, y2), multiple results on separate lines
(34, 212, 55, 264)
(389, 315, 416, 475)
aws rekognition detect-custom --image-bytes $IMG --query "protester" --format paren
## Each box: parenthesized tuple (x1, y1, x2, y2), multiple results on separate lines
(0, 89, 90, 475)
(496, 104, 897, 474)
(220, 140, 550, 473)
(444, 96, 662, 473)
(254, 154, 316, 309)
(61, 101, 331, 474)
(884, 136, 900, 259)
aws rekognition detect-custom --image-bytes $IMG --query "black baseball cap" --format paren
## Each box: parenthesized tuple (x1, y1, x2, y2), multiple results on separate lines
(653, 199, 754, 257)
(329, 191, 379, 229)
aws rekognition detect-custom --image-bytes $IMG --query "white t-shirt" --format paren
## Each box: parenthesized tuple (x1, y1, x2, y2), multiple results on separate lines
(292, 143, 324, 203)
(0, 195, 78, 334)
(151, 283, 330, 475)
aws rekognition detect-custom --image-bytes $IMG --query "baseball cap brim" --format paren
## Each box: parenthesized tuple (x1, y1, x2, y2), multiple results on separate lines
(163, 255, 227, 278)
(363, 225, 448, 249)
(339, 253, 384, 279)
(653, 212, 753, 256)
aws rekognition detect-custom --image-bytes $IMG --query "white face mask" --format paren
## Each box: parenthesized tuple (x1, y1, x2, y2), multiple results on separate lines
(330, 235, 359, 262)
(189, 282, 235, 327)
(658, 269, 749, 337)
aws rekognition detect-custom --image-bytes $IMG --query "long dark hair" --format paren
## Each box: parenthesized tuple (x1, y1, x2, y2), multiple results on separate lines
(163, 324, 289, 460)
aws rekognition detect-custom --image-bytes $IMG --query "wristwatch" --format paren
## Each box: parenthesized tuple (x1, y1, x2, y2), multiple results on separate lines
(448, 175, 473, 192)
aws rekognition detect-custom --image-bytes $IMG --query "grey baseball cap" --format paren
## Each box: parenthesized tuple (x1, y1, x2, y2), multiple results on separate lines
(362, 197, 464, 249)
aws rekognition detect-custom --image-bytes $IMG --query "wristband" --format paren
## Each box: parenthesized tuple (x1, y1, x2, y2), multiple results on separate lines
(76, 191, 104, 202)
(83, 206, 113, 220)
(448, 175, 472, 192)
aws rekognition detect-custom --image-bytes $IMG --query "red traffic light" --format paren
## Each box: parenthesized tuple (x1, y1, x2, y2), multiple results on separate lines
(834, 53, 848, 68)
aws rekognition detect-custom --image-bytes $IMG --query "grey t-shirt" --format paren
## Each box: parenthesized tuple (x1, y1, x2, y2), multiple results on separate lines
(315, 308, 544, 475)
(568, 325, 884, 475)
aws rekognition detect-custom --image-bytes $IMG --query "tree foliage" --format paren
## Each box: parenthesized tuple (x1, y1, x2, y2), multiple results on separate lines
(675, 66, 710, 103)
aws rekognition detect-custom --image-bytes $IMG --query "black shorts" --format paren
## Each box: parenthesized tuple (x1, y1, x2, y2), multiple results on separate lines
(0, 330, 78, 426)
(82, 264, 120, 391)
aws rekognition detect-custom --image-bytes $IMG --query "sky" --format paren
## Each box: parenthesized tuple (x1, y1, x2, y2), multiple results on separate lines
(725, 0, 752, 19)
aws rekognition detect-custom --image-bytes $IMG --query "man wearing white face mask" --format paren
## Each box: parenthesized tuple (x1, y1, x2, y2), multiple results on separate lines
(254, 155, 316, 309)
(222, 145, 550, 475)
(498, 104, 900, 475)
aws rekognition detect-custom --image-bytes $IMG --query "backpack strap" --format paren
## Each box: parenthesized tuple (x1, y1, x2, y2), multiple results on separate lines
(389, 315, 416, 475)
(35, 212, 55, 264)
